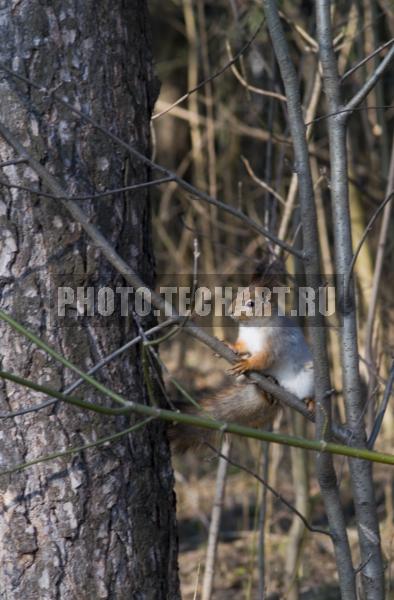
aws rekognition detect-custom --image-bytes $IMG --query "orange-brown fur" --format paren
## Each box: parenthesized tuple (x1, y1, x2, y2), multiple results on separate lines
(229, 347, 275, 376)
(169, 383, 278, 453)
(228, 339, 248, 355)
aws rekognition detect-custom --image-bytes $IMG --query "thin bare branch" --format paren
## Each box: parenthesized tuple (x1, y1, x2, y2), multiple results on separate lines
(151, 20, 264, 120)
(0, 318, 177, 419)
(225, 40, 287, 102)
(345, 44, 394, 112)
(277, 68, 322, 245)
(344, 190, 394, 301)
(201, 437, 231, 600)
(365, 138, 394, 389)
(354, 553, 374, 576)
(278, 10, 318, 52)
(368, 360, 394, 449)
(0, 176, 174, 200)
(206, 443, 331, 537)
(341, 38, 394, 81)
(306, 103, 394, 126)
(0, 418, 153, 477)
(0, 157, 27, 168)
(258, 441, 270, 599)
(241, 156, 286, 205)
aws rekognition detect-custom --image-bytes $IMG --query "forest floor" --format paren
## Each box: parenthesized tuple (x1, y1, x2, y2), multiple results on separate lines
(175, 456, 392, 599)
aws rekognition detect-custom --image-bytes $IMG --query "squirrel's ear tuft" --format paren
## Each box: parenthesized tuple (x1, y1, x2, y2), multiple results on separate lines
(251, 256, 286, 287)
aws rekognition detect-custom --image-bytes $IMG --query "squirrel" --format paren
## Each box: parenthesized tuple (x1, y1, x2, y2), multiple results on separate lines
(227, 265, 315, 402)
(170, 261, 314, 452)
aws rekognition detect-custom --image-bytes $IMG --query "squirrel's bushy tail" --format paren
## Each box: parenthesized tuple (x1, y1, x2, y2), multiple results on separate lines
(169, 382, 278, 452)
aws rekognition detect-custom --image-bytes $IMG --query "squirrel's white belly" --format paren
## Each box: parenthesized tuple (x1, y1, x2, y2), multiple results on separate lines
(269, 363, 314, 400)
(237, 325, 314, 399)
(238, 326, 270, 354)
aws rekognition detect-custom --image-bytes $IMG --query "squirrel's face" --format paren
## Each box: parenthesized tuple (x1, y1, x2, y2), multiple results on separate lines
(229, 285, 272, 321)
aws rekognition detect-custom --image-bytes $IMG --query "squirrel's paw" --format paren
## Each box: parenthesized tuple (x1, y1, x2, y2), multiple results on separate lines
(229, 358, 251, 375)
(305, 398, 315, 413)
(228, 341, 249, 355)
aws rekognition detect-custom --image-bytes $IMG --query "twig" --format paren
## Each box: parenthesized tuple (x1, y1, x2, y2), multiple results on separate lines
(138, 319, 212, 416)
(354, 553, 373, 576)
(277, 68, 322, 245)
(197, 0, 218, 201)
(332, 10, 386, 54)
(133, 312, 178, 411)
(201, 437, 231, 600)
(258, 441, 270, 599)
(359, 355, 389, 388)
(0, 157, 27, 168)
(0, 370, 133, 415)
(147, 237, 200, 346)
(192, 562, 202, 600)
(241, 156, 286, 205)
(205, 443, 331, 536)
(0, 417, 153, 477)
(364, 138, 394, 389)
(278, 10, 318, 51)
(0, 176, 174, 200)
(284, 413, 310, 598)
(345, 44, 394, 112)
(336, 3, 361, 78)
(341, 38, 394, 81)
(336, 382, 381, 483)
(368, 360, 394, 449)
(225, 40, 287, 102)
(0, 318, 177, 419)
(306, 104, 394, 126)
(344, 190, 394, 302)
(151, 21, 264, 120)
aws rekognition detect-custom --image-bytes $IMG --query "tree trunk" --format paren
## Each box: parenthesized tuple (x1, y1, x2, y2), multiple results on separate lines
(0, 1, 179, 598)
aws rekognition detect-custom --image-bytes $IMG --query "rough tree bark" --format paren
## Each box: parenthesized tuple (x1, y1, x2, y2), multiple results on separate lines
(0, 1, 179, 598)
